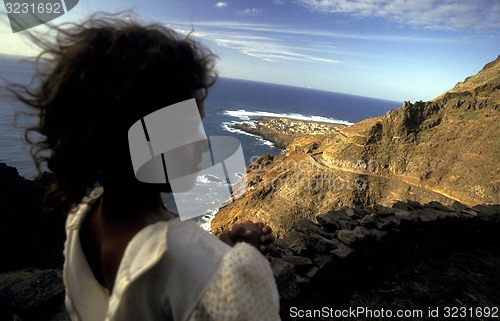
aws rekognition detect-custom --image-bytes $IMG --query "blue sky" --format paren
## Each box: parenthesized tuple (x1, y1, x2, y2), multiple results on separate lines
(1, 0, 499, 101)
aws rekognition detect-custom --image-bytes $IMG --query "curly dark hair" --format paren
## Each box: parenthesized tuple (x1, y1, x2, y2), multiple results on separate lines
(14, 15, 217, 213)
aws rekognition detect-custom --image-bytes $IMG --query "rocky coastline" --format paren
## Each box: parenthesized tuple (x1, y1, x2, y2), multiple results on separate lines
(212, 57, 500, 236)
(232, 116, 347, 149)
(215, 112, 500, 317)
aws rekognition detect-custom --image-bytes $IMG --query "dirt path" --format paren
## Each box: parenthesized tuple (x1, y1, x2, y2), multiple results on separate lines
(310, 153, 478, 207)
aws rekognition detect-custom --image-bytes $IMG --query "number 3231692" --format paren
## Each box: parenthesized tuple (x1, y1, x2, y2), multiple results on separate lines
(443, 307, 498, 318)
(5, 2, 62, 14)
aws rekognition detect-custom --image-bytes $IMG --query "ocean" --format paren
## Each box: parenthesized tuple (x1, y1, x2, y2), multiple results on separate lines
(0, 54, 401, 229)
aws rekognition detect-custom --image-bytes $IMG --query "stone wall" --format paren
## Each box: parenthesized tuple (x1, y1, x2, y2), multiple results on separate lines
(270, 200, 500, 315)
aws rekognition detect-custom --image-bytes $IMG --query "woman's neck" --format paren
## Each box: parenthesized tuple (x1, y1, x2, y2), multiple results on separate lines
(81, 186, 174, 293)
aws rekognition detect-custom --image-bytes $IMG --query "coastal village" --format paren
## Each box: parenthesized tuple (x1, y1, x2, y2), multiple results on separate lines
(249, 117, 346, 136)
(233, 117, 346, 149)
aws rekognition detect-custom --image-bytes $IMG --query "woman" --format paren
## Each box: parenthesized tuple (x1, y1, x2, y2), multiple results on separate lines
(16, 15, 281, 321)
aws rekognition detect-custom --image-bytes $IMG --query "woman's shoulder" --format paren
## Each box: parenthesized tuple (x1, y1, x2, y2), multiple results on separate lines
(66, 186, 103, 230)
(164, 219, 231, 263)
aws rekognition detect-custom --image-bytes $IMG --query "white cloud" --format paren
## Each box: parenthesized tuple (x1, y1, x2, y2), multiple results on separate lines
(0, 16, 44, 56)
(273, 0, 284, 4)
(176, 20, 453, 43)
(172, 23, 341, 65)
(218, 37, 340, 64)
(238, 8, 261, 15)
(169, 19, 462, 67)
(214, 2, 227, 8)
(296, 0, 500, 30)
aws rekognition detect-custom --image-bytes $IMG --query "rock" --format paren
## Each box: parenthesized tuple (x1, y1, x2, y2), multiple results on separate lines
(394, 210, 411, 218)
(368, 228, 388, 241)
(353, 207, 370, 217)
(272, 238, 293, 257)
(360, 214, 379, 229)
(339, 219, 358, 230)
(306, 234, 338, 253)
(473, 205, 499, 221)
(477, 211, 498, 222)
(304, 266, 320, 279)
(395, 210, 419, 226)
(310, 253, 335, 269)
(410, 212, 421, 221)
(281, 255, 313, 267)
(270, 258, 299, 300)
(0, 269, 67, 320)
(418, 210, 441, 222)
(353, 225, 370, 235)
(427, 208, 450, 219)
(407, 200, 423, 209)
(316, 213, 341, 232)
(450, 201, 468, 212)
(326, 209, 351, 221)
(373, 204, 387, 211)
(425, 201, 454, 212)
(375, 208, 396, 217)
(330, 244, 354, 260)
(375, 216, 401, 230)
(392, 200, 410, 211)
(292, 220, 332, 239)
(461, 209, 479, 217)
(336, 229, 360, 245)
(295, 275, 310, 285)
(289, 238, 308, 255)
(344, 208, 358, 218)
(283, 230, 307, 244)
(373, 204, 396, 217)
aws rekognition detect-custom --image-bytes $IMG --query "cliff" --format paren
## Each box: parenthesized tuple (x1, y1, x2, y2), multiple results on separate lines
(433, 54, 500, 109)
(211, 55, 500, 237)
(0, 163, 65, 271)
(0, 163, 68, 321)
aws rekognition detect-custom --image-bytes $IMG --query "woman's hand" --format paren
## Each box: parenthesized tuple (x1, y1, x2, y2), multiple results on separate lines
(219, 220, 275, 257)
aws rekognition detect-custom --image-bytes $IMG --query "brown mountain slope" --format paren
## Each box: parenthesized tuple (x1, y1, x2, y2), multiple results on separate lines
(211, 56, 500, 237)
(433, 54, 500, 108)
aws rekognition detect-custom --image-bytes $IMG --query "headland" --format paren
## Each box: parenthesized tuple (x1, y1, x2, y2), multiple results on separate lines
(232, 116, 347, 149)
